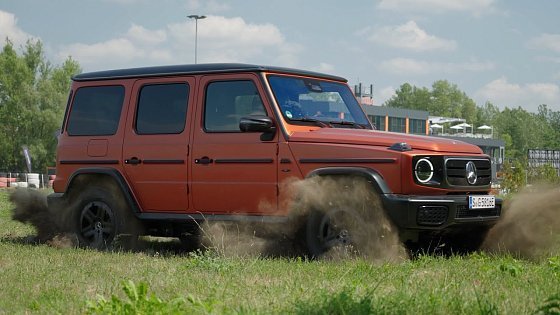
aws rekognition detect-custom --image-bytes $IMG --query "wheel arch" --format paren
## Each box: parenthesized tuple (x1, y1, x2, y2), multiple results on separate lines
(64, 167, 141, 214)
(306, 166, 392, 195)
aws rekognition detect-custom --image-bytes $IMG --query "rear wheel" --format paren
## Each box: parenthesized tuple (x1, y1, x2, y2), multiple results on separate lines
(78, 199, 117, 249)
(73, 186, 141, 250)
(179, 227, 203, 252)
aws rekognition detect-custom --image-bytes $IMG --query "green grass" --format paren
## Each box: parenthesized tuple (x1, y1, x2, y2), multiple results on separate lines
(1, 190, 560, 314)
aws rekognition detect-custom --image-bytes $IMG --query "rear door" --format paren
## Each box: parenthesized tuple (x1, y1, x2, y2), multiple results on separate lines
(122, 77, 194, 212)
(190, 73, 278, 214)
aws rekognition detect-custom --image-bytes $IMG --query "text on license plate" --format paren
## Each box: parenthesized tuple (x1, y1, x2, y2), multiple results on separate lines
(469, 196, 495, 209)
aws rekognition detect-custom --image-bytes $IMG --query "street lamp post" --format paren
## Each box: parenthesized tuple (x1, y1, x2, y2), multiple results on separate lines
(188, 14, 206, 64)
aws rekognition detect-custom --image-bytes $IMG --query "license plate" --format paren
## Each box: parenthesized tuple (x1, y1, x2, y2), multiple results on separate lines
(469, 196, 495, 209)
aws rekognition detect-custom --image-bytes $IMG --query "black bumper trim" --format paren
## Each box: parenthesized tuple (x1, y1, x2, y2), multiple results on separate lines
(382, 194, 502, 231)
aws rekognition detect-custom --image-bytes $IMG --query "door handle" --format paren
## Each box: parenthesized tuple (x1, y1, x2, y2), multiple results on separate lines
(194, 156, 213, 165)
(125, 157, 142, 165)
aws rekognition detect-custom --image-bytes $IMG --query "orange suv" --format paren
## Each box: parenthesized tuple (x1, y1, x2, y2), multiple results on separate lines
(47, 64, 501, 255)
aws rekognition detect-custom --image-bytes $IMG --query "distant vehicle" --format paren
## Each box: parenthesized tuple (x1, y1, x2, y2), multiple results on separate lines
(48, 63, 501, 255)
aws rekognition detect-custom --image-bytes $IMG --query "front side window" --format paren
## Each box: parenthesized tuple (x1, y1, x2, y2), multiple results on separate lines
(136, 83, 189, 135)
(204, 80, 266, 132)
(67, 85, 124, 136)
(268, 75, 371, 129)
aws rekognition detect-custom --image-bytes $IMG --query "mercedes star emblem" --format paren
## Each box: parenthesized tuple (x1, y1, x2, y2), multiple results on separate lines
(466, 161, 477, 185)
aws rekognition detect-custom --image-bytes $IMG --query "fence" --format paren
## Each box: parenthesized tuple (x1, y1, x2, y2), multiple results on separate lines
(0, 172, 55, 189)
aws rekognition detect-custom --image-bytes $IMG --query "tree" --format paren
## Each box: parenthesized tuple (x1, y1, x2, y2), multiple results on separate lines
(0, 39, 80, 172)
(383, 80, 479, 124)
(501, 160, 526, 194)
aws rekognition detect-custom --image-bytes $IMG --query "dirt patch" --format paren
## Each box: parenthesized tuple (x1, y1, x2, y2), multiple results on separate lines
(482, 184, 560, 259)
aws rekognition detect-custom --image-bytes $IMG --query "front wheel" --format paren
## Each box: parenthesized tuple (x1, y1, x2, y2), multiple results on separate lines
(306, 206, 366, 258)
(299, 176, 403, 260)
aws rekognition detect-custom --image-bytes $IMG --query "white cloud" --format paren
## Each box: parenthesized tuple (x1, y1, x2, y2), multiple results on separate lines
(312, 62, 335, 73)
(58, 23, 175, 69)
(59, 39, 144, 66)
(378, 58, 494, 75)
(377, 0, 495, 14)
(0, 10, 37, 47)
(58, 15, 300, 70)
(475, 77, 560, 111)
(529, 33, 560, 53)
(376, 86, 397, 105)
(126, 24, 166, 45)
(367, 21, 456, 52)
(168, 15, 299, 65)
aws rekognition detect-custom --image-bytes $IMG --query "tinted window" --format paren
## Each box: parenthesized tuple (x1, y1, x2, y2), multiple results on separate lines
(136, 83, 189, 134)
(67, 86, 124, 136)
(204, 81, 266, 132)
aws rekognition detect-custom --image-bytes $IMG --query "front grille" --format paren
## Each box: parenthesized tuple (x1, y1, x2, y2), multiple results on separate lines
(445, 158, 491, 187)
(456, 204, 501, 219)
(417, 206, 448, 226)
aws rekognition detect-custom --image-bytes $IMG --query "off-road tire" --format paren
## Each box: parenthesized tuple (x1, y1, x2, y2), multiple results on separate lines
(72, 186, 141, 250)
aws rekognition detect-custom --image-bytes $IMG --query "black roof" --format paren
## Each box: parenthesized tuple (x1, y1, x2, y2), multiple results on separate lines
(73, 63, 347, 82)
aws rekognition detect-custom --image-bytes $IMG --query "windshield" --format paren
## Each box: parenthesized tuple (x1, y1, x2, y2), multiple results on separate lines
(267, 75, 372, 129)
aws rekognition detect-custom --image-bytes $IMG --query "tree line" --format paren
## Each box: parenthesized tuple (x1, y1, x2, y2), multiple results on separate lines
(0, 40, 80, 173)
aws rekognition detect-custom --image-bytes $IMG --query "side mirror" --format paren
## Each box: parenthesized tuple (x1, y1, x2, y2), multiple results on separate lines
(240, 115, 274, 132)
(239, 115, 276, 141)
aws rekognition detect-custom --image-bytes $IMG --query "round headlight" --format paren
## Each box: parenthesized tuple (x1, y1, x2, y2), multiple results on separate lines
(415, 158, 434, 183)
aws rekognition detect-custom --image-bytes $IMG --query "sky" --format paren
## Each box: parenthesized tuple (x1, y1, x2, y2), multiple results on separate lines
(1, 0, 559, 112)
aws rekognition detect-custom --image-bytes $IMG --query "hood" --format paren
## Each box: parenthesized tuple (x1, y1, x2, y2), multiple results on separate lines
(288, 128, 482, 154)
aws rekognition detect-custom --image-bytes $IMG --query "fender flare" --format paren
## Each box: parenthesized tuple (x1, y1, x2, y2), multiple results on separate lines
(306, 166, 392, 195)
(65, 167, 141, 214)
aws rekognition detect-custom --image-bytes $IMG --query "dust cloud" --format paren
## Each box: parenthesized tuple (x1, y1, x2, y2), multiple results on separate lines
(199, 176, 407, 262)
(482, 184, 560, 259)
(9, 189, 77, 248)
(8, 177, 405, 262)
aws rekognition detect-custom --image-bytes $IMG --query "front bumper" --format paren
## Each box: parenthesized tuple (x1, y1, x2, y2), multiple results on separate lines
(382, 194, 502, 232)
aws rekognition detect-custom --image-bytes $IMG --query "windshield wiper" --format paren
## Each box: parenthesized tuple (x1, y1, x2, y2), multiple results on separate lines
(329, 120, 368, 129)
(290, 117, 332, 128)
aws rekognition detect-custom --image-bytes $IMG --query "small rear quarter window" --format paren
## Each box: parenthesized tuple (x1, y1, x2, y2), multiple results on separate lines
(67, 85, 125, 136)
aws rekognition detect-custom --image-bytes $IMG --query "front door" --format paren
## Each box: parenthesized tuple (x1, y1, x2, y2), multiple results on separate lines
(191, 74, 278, 214)
(122, 77, 194, 212)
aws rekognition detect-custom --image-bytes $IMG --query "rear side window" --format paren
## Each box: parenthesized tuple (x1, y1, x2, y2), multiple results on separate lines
(136, 83, 189, 135)
(204, 80, 266, 132)
(67, 86, 125, 136)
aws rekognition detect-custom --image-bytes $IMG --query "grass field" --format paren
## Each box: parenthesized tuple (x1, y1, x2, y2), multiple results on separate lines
(1, 190, 560, 314)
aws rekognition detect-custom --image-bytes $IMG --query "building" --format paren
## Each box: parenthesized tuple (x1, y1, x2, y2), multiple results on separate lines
(355, 90, 504, 180)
